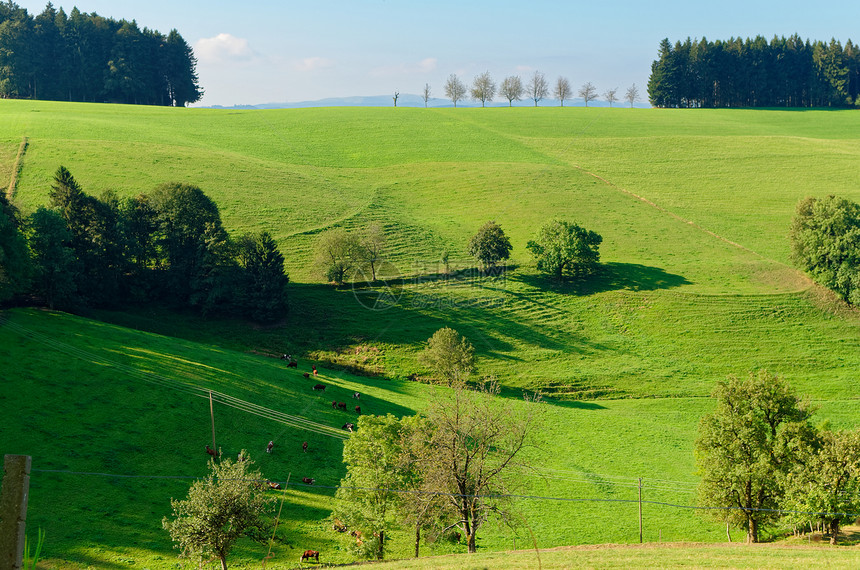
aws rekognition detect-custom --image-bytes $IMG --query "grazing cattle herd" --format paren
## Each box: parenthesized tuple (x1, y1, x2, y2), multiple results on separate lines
(200, 357, 374, 564)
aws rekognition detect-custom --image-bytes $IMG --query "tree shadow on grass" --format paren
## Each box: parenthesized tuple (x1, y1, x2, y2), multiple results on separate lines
(513, 262, 692, 296)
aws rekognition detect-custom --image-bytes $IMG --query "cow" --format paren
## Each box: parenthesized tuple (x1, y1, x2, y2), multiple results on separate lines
(337, 402, 347, 411)
(313, 384, 326, 391)
(266, 440, 274, 453)
(353, 392, 360, 399)
(355, 405, 361, 414)
(331, 401, 338, 409)
(281, 354, 291, 361)
(287, 360, 298, 368)
(342, 422, 354, 432)
(312, 365, 318, 376)
(267, 480, 282, 490)
(205, 445, 218, 458)
(302, 477, 315, 485)
(300, 549, 319, 563)
(303, 372, 310, 379)
(302, 441, 308, 453)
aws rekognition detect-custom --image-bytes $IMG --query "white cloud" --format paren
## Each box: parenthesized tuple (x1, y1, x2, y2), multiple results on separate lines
(195, 33, 253, 64)
(294, 57, 336, 72)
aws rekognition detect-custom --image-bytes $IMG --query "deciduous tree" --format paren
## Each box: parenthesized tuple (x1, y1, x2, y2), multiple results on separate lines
(695, 370, 816, 543)
(625, 83, 640, 107)
(315, 227, 359, 285)
(470, 71, 495, 107)
(526, 70, 548, 106)
(789, 195, 860, 305)
(467, 220, 512, 270)
(422, 83, 431, 107)
(578, 81, 597, 106)
(604, 87, 618, 107)
(419, 327, 475, 385)
(526, 219, 602, 280)
(553, 76, 571, 106)
(783, 428, 860, 544)
(163, 455, 273, 570)
(423, 378, 542, 553)
(500, 75, 523, 106)
(444, 74, 466, 107)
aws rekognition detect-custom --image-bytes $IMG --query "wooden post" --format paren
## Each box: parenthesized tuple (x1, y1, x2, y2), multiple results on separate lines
(638, 477, 643, 543)
(209, 391, 217, 454)
(0, 455, 32, 569)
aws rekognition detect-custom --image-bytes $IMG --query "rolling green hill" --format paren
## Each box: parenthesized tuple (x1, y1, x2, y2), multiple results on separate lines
(2, 101, 860, 567)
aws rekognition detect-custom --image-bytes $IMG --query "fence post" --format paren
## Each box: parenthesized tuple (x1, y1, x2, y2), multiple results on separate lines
(638, 477, 643, 543)
(0, 455, 32, 569)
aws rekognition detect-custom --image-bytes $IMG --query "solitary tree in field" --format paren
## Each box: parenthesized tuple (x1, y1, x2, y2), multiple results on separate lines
(500, 75, 523, 106)
(625, 83, 640, 107)
(553, 76, 572, 106)
(163, 455, 273, 570)
(467, 220, 512, 271)
(695, 370, 815, 543)
(604, 87, 619, 107)
(444, 74, 467, 107)
(393, 90, 399, 107)
(526, 219, 602, 280)
(578, 82, 597, 106)
(419, 327, 475, 385)
(526, 70, 548, 106)
(422, 83, 431, 107)
(356, 223, 386, 282)
(470, 71, 496, 107)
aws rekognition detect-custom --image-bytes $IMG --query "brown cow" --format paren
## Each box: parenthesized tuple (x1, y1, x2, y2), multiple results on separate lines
(355, 405, 361, 414)
(302, 476, 315, 485)
(287, 360, 298, 368)
(300, 549, 319, 563)
(205, 445, 218, 458)
(337, 402, 347, 411)
(331, 401, 338, 409)
(303, 372, 310, 378)
(313, 383, 326, 391)
(302, 441, 308, 453)
(332, 518, 347, 532)
(266, 479, 282, 490)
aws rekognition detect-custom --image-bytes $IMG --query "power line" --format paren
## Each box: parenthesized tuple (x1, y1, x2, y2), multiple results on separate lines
(29, 467, 860, 519)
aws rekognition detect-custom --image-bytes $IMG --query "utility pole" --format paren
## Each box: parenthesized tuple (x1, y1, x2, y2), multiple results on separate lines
(638, 477, 643, 544)
(209, 391, 217, 454)
(0, 455, 32, 569)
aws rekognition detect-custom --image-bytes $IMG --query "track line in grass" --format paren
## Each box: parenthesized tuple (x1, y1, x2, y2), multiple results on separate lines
(0, 315, 349, 440)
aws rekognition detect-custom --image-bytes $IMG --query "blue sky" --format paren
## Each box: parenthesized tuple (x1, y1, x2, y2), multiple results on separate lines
(14, 1, 860, 106)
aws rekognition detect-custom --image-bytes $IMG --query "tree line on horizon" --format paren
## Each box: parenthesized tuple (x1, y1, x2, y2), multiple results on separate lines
(648, 35, 860, 108)
(0, 2, 201, 106)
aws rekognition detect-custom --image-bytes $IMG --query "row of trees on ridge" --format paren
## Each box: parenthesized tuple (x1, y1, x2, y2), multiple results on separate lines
(430, 71, 639, 108)
(648, 35, 860, 108)
(0, 2, 201, 105)
(0, 167, 289, 321)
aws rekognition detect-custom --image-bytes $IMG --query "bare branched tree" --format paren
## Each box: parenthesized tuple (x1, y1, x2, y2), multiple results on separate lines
(553, 76, 572, 107)
(444, 74, 466, 108)
(526, 70, 548, 107)
(422, 83, 431, 107)
(578, 81, 597, 107)
(604, 87, 618, 107)
(424, 378, 543, 553)
(393, 91, 399, 107)
(625, 83, 640, 108)
(499, 75, 523, 106)
(470, 71, 496, 107)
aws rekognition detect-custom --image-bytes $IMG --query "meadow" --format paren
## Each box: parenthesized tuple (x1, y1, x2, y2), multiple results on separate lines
(2, 101, 860, 568)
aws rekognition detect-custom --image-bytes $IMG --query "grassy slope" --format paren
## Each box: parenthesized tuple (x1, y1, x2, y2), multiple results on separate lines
(3, 102, 860, 567)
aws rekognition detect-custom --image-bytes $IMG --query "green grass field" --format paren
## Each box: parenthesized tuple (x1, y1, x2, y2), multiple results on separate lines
(3, 101, 860, 568)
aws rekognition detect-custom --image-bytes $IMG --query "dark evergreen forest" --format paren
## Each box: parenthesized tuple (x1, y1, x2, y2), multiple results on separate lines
(0, 2, 201, 106)
(648, 36, 860, 108)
